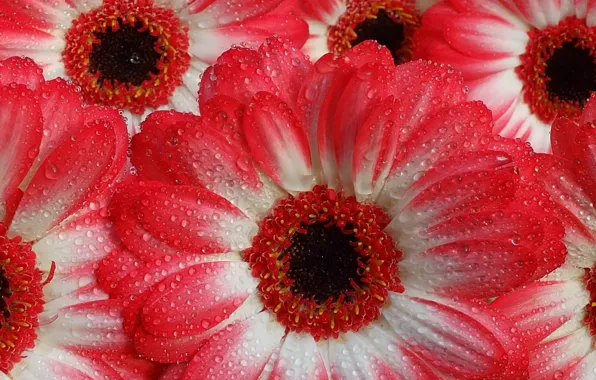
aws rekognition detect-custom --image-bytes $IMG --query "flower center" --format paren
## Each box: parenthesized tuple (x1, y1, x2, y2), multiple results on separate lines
(517, 16, 596, 122)
(62, 0, 190, 114)
(0, 226, 46, 373)
(244, 185, 404, 340)
(328, 0, 420, 64)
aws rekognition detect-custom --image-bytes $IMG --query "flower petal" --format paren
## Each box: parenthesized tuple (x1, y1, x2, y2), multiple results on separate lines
(490, 279, 589, 347)
(190, 0, 284, 28)
(139, 261, 258, 338)
(382, 293, 506, 378)
(183, 311, 285, 379)
(0, 84, 42, 223)
(9, 119, 119, 241)
(244, 92, 315, 192)
(0, 56, 44, 88)
(265, 332, 329, 380)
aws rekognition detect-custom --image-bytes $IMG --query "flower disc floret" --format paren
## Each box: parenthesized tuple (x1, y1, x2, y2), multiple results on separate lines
(244, 185, 403, 340)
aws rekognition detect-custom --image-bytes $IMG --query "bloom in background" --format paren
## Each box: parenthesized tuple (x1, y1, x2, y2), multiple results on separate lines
(489, 96, 596, 379)
(414, 0, 596, 153)
(98, 38, 568, 379)
(299, 0, 437, 63)
(0, 57, 158, 378)
(0, 0, 308, 132)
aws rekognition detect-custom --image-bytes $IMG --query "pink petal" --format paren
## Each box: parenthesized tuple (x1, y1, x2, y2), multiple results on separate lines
(139, 261, 257, 338)
(302, 0, 345, 24)
(9, 120, 119, 240)
(183, 312, 285, 379)
(0, 84, 42, 223)
(244, 92, 314, 191)
(0, 56, 44, 88)
(382, 293, 507, 378)
(490, 280, 589, 347)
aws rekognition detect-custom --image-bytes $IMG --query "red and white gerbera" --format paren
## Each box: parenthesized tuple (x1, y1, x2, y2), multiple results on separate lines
(414, 0, 596, 153)
(99, 38, 568, 379)
(0, 57, 159, 379)
(0, 0, 308, 133)
(489, 95, 596, 379)
(299, 0, 437, 63)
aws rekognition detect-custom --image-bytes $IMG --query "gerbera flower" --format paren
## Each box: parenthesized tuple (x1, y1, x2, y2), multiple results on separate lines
(0, 0, 308, 133)
(414, 0, 596, 153)
(99, 38, 567, 379)
(299, 0, 437, 63)
(488, 95, 596, 379)
(0, 56, 159, 379)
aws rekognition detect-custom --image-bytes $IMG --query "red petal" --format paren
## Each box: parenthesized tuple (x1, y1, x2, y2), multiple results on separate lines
(183, 312, 285, 379)
(244, 92, 314, 191)
(402, 239, 537, 299)
(96, 248, 144, 296)
(380, 101, 493, 207)
(353, 96, 402, 199)
(192, 0, 285, 28)
(140, 261, 257, 338)
(580, 92, 596, 124)
(40, 299, 135, 358)
(491, 280, 589, 347)
(0, 84, 42, 223)
(0, 56, 44, 88)
(383, 293, 507, 378)
(257, 36, 312, 108)
(160, 363, 188, 380)
(10, 121, 118, 240)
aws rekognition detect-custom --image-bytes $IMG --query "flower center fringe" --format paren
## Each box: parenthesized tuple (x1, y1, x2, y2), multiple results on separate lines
(0, 225, 45, 373)
(517, 16, 596, 122)
(62, 0, 190, 114)
(244, 185, 404, 340)
(328, 0, 420, 64)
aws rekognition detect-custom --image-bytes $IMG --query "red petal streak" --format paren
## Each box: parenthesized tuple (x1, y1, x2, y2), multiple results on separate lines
(140, 261, 257, 337)
(0, 84, 42, 223)
(401, 240, 537, 299)
(244, 92, 314, 191)
(10, 121, 118, 240)
(96, 248, 144, 296)
(183, 312, 284, 380)
(382, 293, 507, 378)
(490, 280, 590, 347)
(0, 56, 43, 88)
(353, 96, 403, 199)
(382, 101, 493, 206)
(38, 299, 134, 358)
(258, 37, 312, 108)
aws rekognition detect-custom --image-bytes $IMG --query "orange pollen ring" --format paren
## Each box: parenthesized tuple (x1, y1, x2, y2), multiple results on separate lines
(62, 0, 191, 114)
(516, 16, 596, 122)
(0, 224, 45, 373)
(328, 0, 421, 63)
(243, 185, 404, 340)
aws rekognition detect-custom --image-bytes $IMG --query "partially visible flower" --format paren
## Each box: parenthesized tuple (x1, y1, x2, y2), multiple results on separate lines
(489, 95, 596, 378)
(414, 0, 596, 153)
(0, 0, 308, 133)
(298, 0, 438, 62)
(0, 57, 159, 379)
(98, 38, 568, 379)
